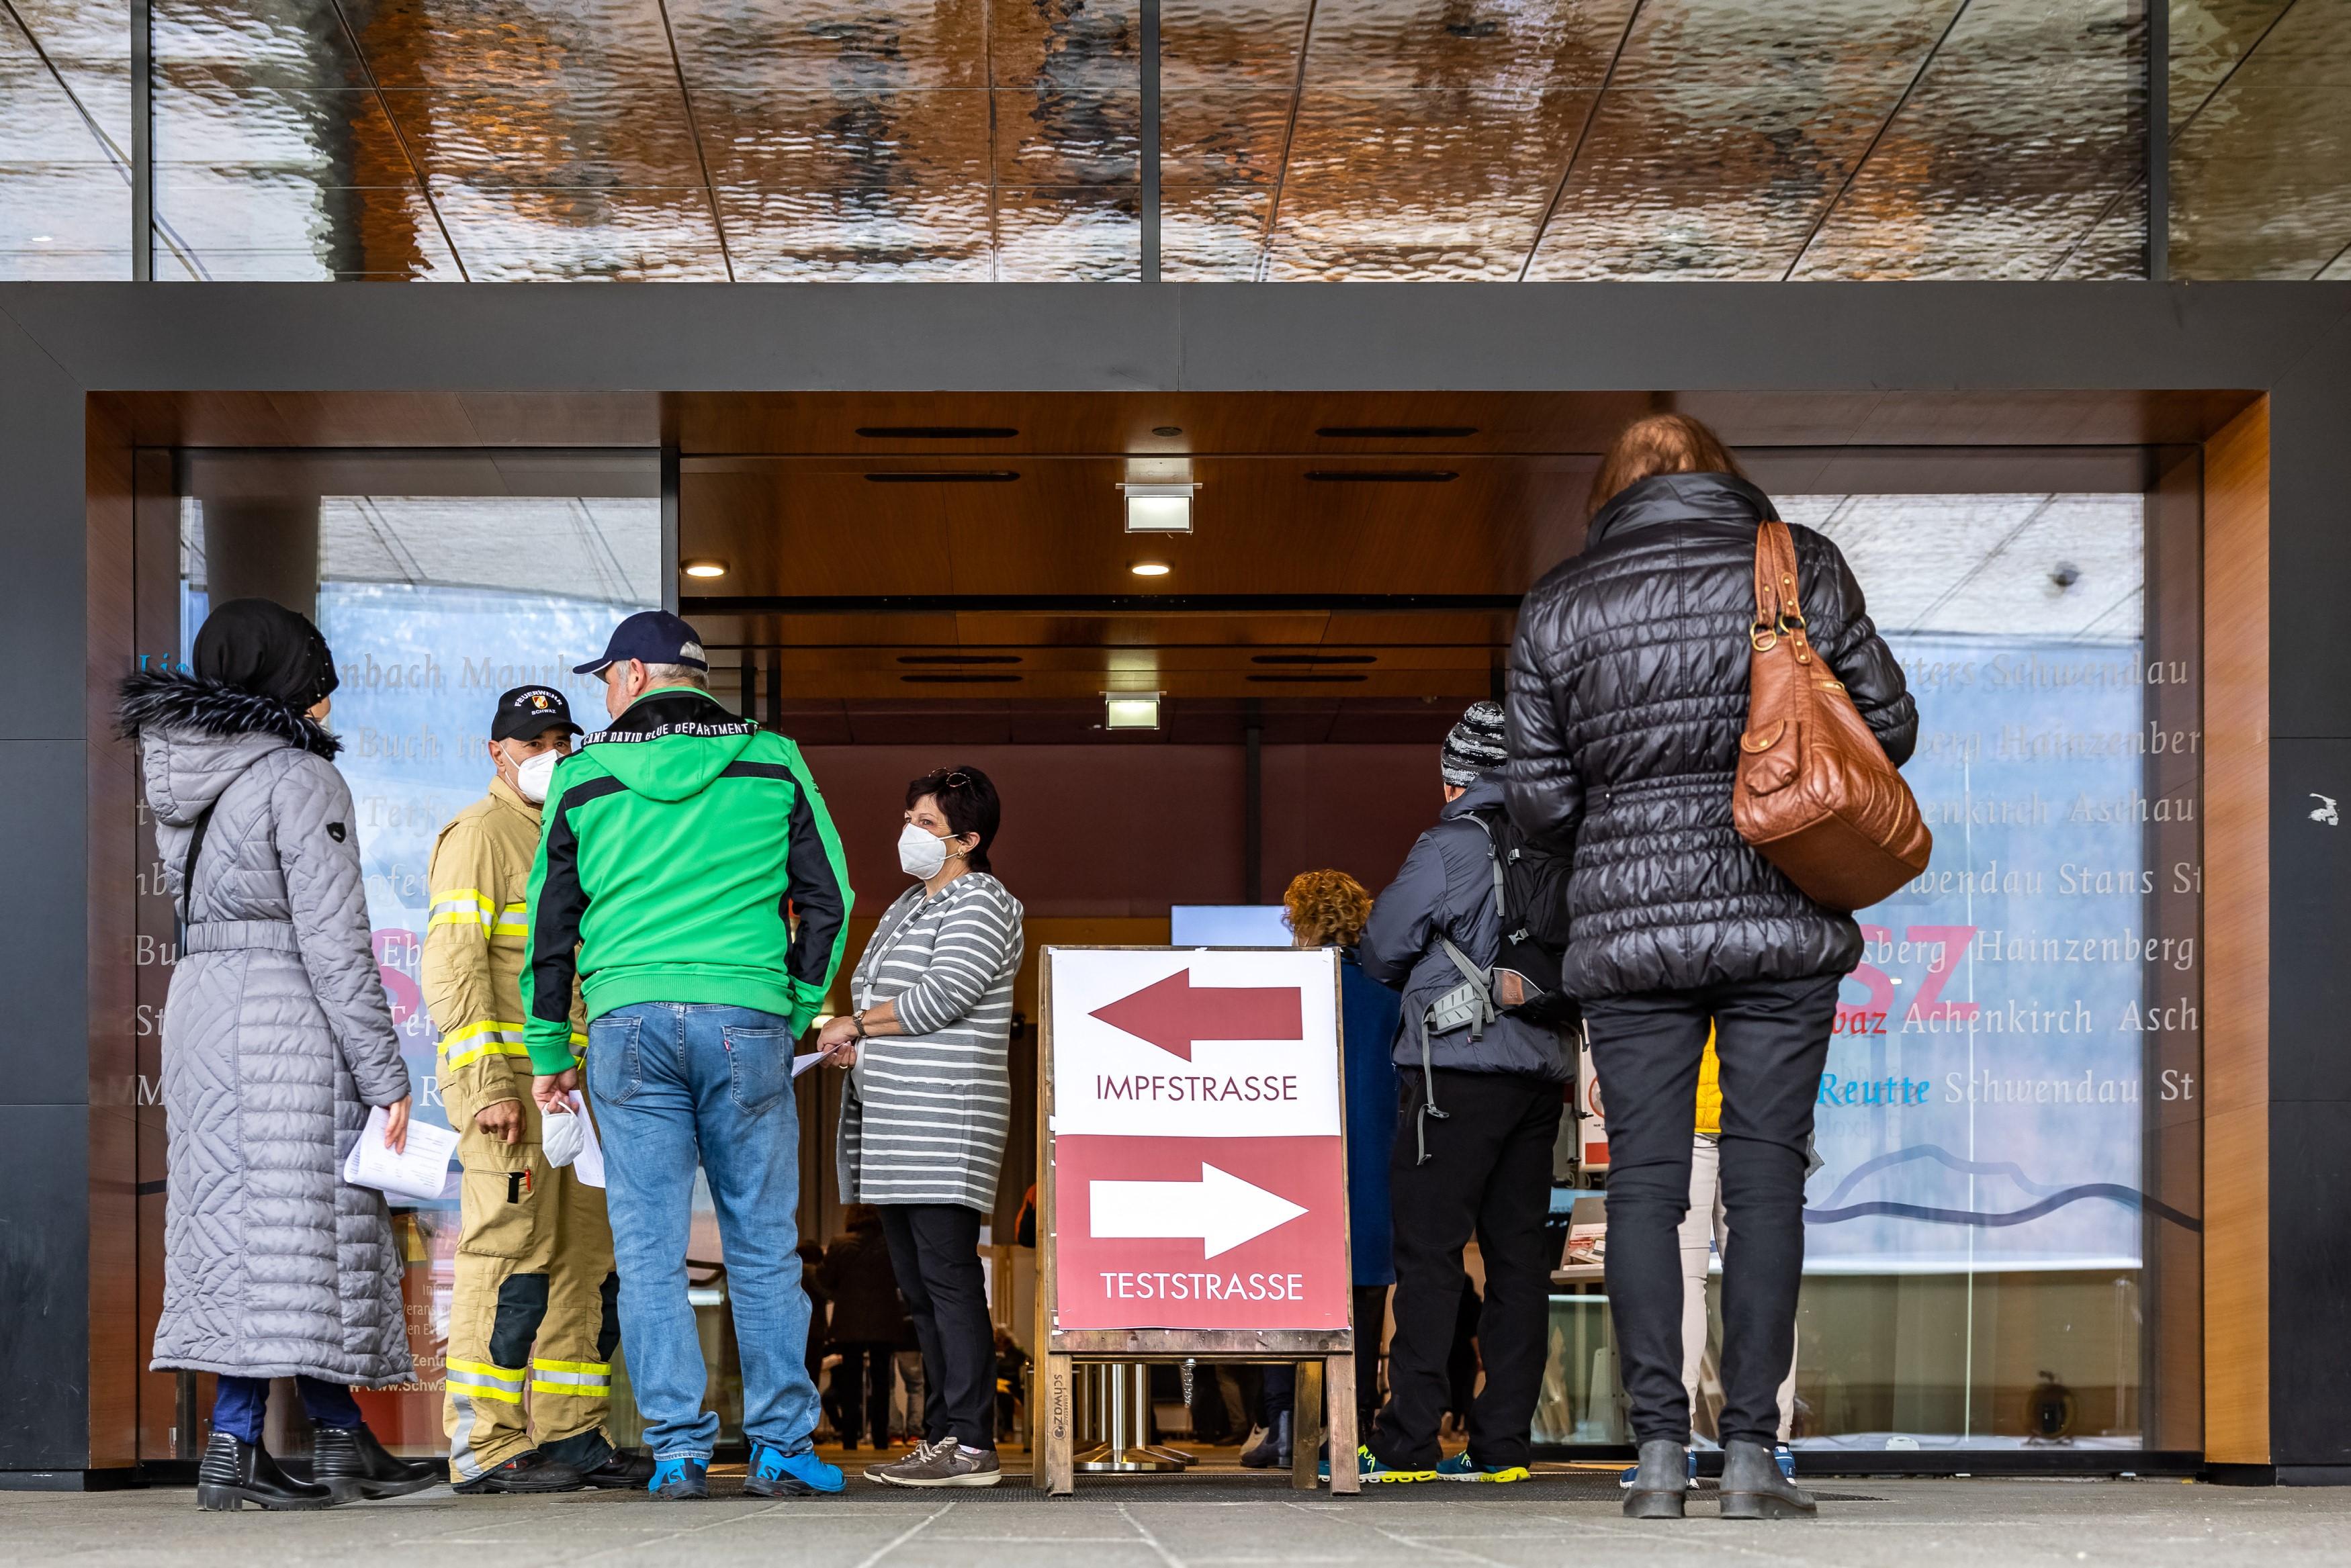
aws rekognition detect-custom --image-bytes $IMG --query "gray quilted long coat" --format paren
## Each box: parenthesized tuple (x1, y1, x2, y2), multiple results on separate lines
(121, 670, 415, 1386)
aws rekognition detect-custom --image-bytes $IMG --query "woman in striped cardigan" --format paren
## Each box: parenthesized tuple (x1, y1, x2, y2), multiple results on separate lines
(817, 766, 1024, 1488)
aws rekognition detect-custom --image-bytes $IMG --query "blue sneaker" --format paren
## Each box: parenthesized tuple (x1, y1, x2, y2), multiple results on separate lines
(1319, 1444, 1436, 1485)
(1775, 1443, 1796, 1480)
(1435, 1451, 1531, 1483)
(648, 1457, 709, 1500)
(744, 1443, 845, 1498)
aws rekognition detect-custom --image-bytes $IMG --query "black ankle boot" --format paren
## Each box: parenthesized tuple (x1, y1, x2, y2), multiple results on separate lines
(311, 1424, 443, 1503)
(1622, 1438, 1688, 1520)
(1718, 1438, 1816, 1520)
(195, 1430, 334, 1512)
(1240, 1411, 1292, 1469)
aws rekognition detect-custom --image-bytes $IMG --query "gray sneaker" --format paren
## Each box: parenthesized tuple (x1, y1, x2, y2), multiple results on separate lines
(873, 1442, 1002, 1488)
(863, 1438, 940, 1481)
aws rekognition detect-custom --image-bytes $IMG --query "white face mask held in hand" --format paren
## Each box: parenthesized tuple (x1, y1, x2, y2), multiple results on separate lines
(513, 747, 562, 804)
(541, 1097, 588, 1168)
(898, 821, 950, 880)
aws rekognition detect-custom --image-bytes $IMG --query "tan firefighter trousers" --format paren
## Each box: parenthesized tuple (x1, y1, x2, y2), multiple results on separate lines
(443, 1129, 621, 1481)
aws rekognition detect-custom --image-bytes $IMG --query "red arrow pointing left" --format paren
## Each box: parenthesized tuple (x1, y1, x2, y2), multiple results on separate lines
(1089, 969, 1304, 1062)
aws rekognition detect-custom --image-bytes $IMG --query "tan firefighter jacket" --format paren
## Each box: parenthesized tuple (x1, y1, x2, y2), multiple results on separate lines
(423, 776, 584, 1127)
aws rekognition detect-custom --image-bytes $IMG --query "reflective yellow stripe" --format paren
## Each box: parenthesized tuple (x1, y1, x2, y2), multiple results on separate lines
(442, 1020, 525, 1047)
(531, 1358, 611, 1375)
(447, 1358, 526, 1382)
(456, 1382, 523, 1404)
(440, 1019, 532, 1070)
(445, 1040, 531, 1070)
(429, 888, 498, 928)
(530, 1381, 608, 1397)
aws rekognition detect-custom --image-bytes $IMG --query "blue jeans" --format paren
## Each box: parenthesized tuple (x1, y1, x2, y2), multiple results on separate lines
(213, 1376, 361, 1444)
(586, 1002, 817, 1463)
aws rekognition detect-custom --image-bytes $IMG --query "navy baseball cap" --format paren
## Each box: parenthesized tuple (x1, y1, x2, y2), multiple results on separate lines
(572, 610, 709, 677)
(491, 685, 581, 743)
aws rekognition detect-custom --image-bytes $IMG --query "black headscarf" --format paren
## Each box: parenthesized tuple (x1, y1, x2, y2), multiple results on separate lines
(193, 598, 339, 708)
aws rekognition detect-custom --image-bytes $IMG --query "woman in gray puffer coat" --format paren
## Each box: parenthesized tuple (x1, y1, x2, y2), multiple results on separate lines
(120, 598, 440, 1510)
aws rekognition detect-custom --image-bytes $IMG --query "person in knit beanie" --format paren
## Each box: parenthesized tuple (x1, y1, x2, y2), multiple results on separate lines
(1439, 700, 1509, 790)
(1347, 698, 1570, 1485)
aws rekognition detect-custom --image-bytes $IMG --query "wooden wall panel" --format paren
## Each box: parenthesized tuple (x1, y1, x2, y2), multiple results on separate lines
(85, 400, 139, 1470)
(2201, 396, 2269, 1465)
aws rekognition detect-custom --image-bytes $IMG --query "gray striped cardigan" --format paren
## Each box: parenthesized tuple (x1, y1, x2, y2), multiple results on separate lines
(838, 872, 1025, 1211)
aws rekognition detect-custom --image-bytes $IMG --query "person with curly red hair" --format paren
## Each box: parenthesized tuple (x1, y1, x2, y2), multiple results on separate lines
(1239, 871, 1401, 1471)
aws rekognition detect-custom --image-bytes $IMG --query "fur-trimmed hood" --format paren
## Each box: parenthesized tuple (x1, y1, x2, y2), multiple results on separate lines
(119, 667, 341, 829)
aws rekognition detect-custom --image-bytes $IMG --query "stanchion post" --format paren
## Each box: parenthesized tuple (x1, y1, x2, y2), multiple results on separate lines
(1323, 1354, 1358, 1494)
(1290, 1359, 1325, 1491)
(1043, 1352, 1075, 1496)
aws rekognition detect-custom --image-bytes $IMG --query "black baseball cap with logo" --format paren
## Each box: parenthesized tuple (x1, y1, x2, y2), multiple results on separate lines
(491, 685, 583, 743)
(572, 609, 709, 677)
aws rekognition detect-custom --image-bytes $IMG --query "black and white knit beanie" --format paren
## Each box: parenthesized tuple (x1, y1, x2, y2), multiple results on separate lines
(1440, 700, 1508, 788)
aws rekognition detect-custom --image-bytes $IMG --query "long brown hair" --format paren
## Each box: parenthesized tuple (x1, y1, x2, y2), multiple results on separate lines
(1588, 412, 1746, 518)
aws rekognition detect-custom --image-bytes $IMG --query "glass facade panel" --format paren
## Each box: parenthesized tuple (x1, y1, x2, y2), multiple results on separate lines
(154, 455, 665, 1452)
(1554, 486, 2201, 1455)
(0, 0, 132, 278)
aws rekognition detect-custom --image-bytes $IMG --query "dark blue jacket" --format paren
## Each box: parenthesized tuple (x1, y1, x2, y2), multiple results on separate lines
(1339, 952, 1401, 1286)
(1360, 775, 1572, 1084)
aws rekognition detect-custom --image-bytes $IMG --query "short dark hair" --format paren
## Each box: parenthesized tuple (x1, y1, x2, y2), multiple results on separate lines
(907, 765, 1002, 874)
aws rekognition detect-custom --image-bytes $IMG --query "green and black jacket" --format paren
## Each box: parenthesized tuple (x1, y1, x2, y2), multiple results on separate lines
(520, 687, 854, 1073)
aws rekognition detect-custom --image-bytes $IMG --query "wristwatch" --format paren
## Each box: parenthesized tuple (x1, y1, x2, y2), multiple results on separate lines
(851, 1008, 869, 1040)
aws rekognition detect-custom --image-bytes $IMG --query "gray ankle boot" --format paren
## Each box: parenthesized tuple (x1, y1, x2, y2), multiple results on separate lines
(1622, 1438, 1688, 1519)
(1718, 1438, 1816, 1519)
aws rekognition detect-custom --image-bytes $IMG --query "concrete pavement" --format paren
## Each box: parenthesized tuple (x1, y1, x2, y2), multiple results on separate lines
(4, 1469, 2348, 1568)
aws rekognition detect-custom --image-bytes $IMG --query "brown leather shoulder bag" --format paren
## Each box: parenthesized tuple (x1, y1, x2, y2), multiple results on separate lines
(1732, 517, 1932, 912)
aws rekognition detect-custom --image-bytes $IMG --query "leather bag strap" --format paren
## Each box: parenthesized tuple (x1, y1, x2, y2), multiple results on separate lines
(1750, 517, 1815, 664)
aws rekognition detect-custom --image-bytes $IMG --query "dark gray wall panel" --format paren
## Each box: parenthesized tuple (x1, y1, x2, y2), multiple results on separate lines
(0, 1103, 89, 1470)
(0, 312, 89, 744)
(2270, 739, 2351, 1105)
(0, 282, 2346, 398)
(2268, 319, 2351, 738)
(2270, 1098, 2351, 1467)
(0, 741, 92, 1110)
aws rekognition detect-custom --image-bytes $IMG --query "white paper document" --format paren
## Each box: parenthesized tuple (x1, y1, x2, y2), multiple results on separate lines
(342, 1107, 461, 1203)
(793, 1050, 826, 1079)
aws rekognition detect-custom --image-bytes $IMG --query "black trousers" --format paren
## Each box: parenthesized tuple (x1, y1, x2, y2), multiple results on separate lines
(1585, 973, 1839, 1448)
(830, 1342, 895, 1447)
(1370, 1069, 1562, 1471)
(877, 1203, 996, 1450)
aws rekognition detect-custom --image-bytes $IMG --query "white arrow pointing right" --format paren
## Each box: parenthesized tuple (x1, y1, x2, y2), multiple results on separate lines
(1090, 1163, 1309, 1259)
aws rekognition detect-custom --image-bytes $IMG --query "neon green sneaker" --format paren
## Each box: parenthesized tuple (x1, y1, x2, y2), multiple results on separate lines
(1435, 1452, 1531, 1483)
(1319, 1444, 1438, 1485)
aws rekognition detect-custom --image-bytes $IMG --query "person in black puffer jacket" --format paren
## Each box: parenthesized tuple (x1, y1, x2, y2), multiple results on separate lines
(1504, 414, 1916, 1520)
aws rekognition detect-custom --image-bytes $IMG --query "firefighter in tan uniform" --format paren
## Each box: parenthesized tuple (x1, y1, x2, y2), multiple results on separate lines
(423, 685, 652, 1494)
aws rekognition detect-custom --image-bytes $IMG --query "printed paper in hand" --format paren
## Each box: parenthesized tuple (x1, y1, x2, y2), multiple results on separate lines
(793, 1050, 826, 1079)
(342, 1107, 461, 1203)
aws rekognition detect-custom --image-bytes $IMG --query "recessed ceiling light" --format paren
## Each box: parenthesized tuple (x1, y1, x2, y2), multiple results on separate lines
(682, 559, 728, 578)
(1105, 694, 1161, 730)
(30, 235, 53, 243)
(1130, 561, 1171, 578)
(1122, 481, 1196, 533)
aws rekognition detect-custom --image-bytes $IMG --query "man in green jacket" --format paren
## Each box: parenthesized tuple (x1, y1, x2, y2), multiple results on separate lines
(521, 610, 852, 1502)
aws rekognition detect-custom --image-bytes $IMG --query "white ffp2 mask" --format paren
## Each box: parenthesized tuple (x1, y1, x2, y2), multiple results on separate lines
(514, 748, 562, 804)
(898, 821, 949, 880)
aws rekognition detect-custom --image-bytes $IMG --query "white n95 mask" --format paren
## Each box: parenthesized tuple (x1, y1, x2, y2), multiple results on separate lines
(897, 821, 948, 880)
(515, 748, 562, 804)
(541, 1100, 588, 1167)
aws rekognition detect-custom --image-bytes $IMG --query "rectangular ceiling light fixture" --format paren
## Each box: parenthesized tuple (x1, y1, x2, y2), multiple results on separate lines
(1104, 693, 1162, 730)
(1121, 481, 1196, 533)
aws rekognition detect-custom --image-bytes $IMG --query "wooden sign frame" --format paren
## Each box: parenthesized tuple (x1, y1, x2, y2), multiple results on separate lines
(1034, 945, 1360, 1495)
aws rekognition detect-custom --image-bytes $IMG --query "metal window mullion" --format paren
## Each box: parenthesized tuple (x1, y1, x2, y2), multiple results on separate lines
(131, 0, 152, 280)
(2146, 0, 2168, 281)
(1140, 0, 1160, 283)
